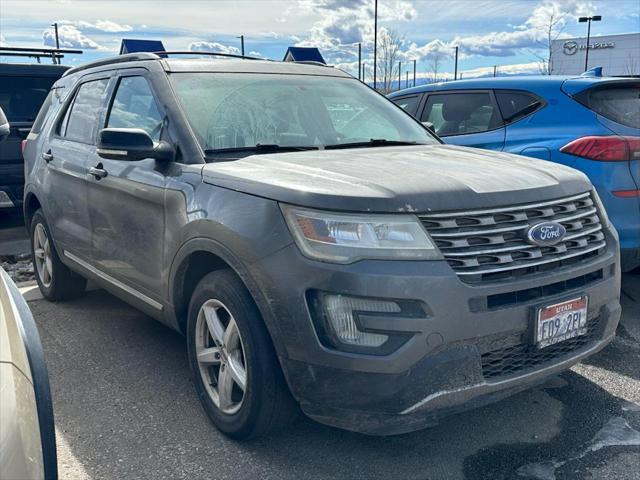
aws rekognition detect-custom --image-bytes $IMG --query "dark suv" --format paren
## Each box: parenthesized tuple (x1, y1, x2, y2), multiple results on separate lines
(0, 63, 69, 212)
(24, 53, 621, 439)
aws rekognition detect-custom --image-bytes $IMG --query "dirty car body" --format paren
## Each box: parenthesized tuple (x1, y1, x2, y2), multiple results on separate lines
(23, 53, 621, 436)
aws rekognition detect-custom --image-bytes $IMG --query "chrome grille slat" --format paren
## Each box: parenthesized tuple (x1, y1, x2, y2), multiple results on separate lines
(429, 223, 530, 238)
(454, 242, 606, 275)
(420, 192, 606, 283)
(423, 192, 591, 218)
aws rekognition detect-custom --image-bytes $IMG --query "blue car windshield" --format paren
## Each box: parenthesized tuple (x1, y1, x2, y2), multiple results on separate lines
(169, 72, 437, 152)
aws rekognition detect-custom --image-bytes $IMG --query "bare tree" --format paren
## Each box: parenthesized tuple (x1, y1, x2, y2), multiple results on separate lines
(376, 29, 402, 93)
(623, 53, 639, 77)
(532, 3, 567, 75)
(426, 53, 442, 83)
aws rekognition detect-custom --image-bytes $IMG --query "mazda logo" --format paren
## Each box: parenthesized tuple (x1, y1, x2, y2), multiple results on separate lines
(526, 222, 567, 246)
(563, 41, 579, 55)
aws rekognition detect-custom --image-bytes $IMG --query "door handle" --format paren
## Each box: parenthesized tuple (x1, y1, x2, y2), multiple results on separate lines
(42, 150, 53, 163)
(89, 166, 108, 180)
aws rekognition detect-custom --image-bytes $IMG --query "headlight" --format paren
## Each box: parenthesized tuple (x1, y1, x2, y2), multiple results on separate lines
(591, 188, 611, 227)
(281, 205, 440, 263)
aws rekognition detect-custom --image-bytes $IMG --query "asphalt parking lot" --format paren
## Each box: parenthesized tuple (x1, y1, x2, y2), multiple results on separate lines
(18, 273, 638, 480)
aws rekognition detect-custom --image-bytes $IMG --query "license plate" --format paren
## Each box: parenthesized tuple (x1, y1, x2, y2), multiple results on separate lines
(536, 296, 589, 349)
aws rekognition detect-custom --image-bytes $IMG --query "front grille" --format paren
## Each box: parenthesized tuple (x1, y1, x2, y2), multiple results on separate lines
(480, 317, 600, 379)
(484, 269, 604, 310)
(419, 192, 606, 283)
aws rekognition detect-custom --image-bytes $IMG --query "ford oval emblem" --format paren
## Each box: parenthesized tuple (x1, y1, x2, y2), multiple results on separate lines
(526, 222, 566, 246)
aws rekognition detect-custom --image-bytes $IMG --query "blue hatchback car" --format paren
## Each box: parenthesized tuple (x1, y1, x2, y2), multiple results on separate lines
(389, 73, 640, 271)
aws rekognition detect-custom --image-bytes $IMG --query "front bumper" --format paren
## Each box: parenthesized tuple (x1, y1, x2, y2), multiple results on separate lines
(253, 227, 621, 435)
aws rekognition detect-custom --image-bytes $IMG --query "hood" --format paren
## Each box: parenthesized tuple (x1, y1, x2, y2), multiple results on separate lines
(201, 145, 592, 213)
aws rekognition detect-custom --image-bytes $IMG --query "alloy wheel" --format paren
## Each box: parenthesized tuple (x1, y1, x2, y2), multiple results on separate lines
(33, 223, 53, 288)
(195, 299, 248, 415)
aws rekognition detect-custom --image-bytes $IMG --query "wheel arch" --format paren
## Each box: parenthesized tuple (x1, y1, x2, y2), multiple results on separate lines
(168, 238, 287, 358)
(23, 191, 42, 229)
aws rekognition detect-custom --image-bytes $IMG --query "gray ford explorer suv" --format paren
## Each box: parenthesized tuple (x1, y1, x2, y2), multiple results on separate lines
(23, 52, 621, 439)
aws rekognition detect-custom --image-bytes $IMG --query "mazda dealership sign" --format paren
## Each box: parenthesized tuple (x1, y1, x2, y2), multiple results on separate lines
(562, 40, 616, 55)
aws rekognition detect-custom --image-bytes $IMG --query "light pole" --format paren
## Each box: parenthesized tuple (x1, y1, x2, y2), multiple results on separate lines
(398, 60, 401, 90)
(413, 59, 416, 86)
(51, 23, 60, 50)
(358, 42, 362, 80)
(373, 0, 378, 90)
(578, 15, 601, 71)
(236, 35, 245, 56)
(453, 46, 459, 80)
(493, 65, 497, 77)
(50, 23, 60, 64)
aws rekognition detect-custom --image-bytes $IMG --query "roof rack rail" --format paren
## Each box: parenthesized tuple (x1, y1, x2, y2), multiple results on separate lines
(0, 46, 83, 65)
(61, 50, 273, 79)
(291, 60, 330, 67)
(155, 51, 263, 61)
(62, 52, 160, 77)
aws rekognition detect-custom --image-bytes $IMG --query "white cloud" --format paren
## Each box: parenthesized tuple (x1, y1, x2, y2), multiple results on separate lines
(396, 0, 600, 63)
(74, 20, 134, 33)
(459, 61, 541, 78)
(297, 0, 416, 53)
(0, 34, 6, 47)
(42, 24, 103, 50)
(188, 41, 241, 55)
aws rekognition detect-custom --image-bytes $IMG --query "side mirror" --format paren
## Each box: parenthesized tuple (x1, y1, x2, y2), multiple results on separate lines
(422, 121, 435, 133)
(97, 128, 174, 162)
(0, 106, 10, 143)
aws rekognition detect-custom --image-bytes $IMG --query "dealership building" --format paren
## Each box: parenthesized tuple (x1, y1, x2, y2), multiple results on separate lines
(550, 32, 640, 76)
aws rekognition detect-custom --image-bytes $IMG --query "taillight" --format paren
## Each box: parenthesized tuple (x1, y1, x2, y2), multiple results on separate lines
(21, 140, 27, 155)
(560, 136, 640, 162)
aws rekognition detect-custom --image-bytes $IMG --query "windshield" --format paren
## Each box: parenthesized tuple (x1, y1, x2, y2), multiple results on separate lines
(168, 72, 438, 154)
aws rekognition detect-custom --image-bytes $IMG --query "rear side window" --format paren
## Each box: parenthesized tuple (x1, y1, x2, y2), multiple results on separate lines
(579, 84, 640, 129)
(31, 91, 54, 134)
(495, 90, 543, 124)
(62, 78, 109, 143)
(0, 75, 58, 122)
(106, 76, 163, 141)
(391, 95, 421, 115)
(420, 92, 501, 136)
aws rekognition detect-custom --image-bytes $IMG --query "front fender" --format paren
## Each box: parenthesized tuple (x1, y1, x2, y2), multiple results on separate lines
(167, 231, 294, 359)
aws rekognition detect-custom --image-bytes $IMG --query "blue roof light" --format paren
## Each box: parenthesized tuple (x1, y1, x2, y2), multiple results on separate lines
(119, 39, 166, 55)
(283, 47, 326, 64)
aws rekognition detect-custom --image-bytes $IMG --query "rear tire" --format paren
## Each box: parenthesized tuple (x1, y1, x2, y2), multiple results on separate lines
(187, 270, 297, 439)
(30, 209, 86, 301)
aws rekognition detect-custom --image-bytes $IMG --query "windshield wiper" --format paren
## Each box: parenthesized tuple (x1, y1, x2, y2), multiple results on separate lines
(205, 144, 319, 156)
(324, 139, 429, 150)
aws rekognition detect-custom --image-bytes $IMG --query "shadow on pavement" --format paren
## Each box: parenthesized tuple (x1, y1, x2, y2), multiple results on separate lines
(30, 289, 639, 480)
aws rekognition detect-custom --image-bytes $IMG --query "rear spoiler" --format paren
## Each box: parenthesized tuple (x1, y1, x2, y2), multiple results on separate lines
(580, 67, 603, 78)
(561, 67, 638, 96)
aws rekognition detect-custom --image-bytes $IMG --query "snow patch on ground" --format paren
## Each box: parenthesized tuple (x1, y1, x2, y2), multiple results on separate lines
(516, 417, 640, 480)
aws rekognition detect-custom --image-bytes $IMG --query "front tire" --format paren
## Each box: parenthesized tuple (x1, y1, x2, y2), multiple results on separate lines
(187, 270, 296, 439)
(30, 209, 86, 301)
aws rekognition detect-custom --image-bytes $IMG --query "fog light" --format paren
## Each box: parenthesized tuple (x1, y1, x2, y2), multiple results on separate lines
(322, 294, 401, 347)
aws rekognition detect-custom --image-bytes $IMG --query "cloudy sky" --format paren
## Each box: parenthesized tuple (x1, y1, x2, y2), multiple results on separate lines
(0, 0, 638, 79)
